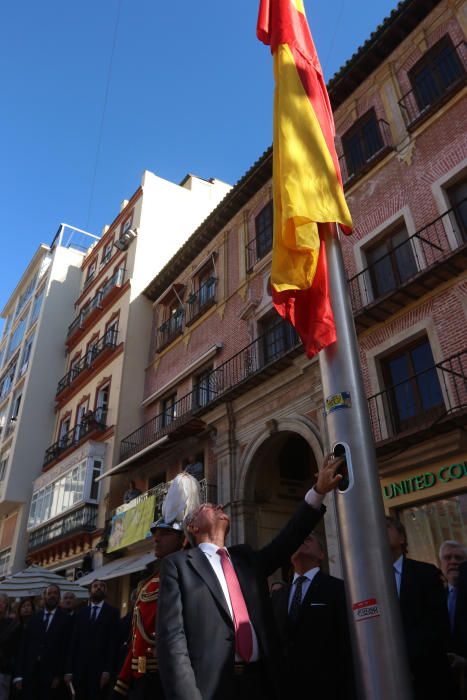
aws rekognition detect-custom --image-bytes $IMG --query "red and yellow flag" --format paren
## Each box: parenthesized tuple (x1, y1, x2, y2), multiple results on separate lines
(257, 0, 352, 357)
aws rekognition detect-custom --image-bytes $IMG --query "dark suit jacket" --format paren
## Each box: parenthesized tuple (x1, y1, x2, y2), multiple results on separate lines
(17, 608, 72, 683)
(452, 560, 467, 656)
(67, 601, 119, 685)
(157, 500, 325, 700)
(271, 570, 356, 700)
(399, 557, 454, 698)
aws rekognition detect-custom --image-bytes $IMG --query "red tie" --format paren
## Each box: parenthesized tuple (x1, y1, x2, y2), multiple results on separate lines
(217, 548, 253, 663)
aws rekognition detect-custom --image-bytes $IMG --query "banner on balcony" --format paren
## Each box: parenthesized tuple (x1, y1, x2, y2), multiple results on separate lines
(107, 495, 156, 553)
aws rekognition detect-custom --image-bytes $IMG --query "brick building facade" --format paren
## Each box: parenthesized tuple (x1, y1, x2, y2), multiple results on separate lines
(101, 0, 466, 603)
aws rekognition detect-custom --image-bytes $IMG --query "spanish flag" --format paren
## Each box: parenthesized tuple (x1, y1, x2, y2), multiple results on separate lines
(257, 0, 352, 357)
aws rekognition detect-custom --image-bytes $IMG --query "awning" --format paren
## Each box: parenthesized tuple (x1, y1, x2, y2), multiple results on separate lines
(95, 436, 169, 480)
(78, 550, 155, 587)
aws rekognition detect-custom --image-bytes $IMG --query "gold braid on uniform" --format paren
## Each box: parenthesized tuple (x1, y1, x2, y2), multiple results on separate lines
(114, 679, 130, 696)
(138, 584, 159, 604)
(135, 606, 156, 646)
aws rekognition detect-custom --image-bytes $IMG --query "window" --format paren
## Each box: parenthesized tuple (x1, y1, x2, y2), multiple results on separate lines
(0, 455, 8, 482)
(100, 240, 113, 267)
(89, 460, 102, 501)
(255, 202, 273, 261)
(84, 259, 97, 287)
(260, 315, 298, 364)
(105, 316, 119, 344)
(10, 393, 22, 422)
(86, 335, 100, 365)
(161, 394, 176, 427)
(20, 333, 34, 375)
(365, 224, 418, 299)
(187, 265, 217, 323)
(15, 274, 38, 319)
(2, 317, 11, 339)
(0, 549, 10, 577)
(409, 36, 464, 114)
(0, 361, 17, 401)
(381, 338, 444, 434)
(342, 110, 385, 179)
(447, 179, 467, 243)
(6, 317, 26, 360)
(193, 368, 214, 408)
(29, 286, 45, 326)
(28, 458, 94, 529)
(96, 383, 110, 423)
(58, 416, 71, 446)
(75, 400, 89, 441)
(0, 410, 6, 439)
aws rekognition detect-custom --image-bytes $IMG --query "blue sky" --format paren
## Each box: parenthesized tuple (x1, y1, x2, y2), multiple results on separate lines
(1, 0, 398, 318)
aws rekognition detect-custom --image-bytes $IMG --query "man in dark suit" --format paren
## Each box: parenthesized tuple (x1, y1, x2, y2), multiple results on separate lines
(65, 578, 119, 699)
(157, 454, 344, 700)
(439, 540, 467, 696)
(271, 531, 355, 699)
(14, 584, 72, 699)
(386, 517, 455, 700)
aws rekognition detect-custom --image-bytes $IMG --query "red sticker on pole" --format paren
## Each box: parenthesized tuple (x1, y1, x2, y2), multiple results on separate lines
(352, 598, 381, 622)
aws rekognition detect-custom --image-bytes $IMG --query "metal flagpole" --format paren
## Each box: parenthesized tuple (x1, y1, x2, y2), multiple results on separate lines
(319, 222, 413, 700)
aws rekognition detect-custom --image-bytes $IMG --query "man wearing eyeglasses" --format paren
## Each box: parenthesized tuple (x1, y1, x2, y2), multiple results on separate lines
(156, 454, 344, 700)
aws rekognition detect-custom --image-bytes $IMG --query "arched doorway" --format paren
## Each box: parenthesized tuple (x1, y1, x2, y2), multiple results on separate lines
(242, 430, 328, 582)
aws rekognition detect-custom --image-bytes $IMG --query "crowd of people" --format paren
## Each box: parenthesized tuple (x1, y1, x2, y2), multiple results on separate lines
(0, 455, 466, 699)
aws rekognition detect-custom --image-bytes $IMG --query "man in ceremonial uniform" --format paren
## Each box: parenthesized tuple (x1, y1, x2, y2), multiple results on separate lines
(112, 518, 185, 698)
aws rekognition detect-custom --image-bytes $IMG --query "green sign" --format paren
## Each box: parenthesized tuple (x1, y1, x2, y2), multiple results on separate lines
(107, 495, 156, 552)
(383, 461, 467, 500)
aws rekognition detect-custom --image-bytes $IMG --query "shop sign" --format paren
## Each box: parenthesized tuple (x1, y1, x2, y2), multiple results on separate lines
(383, 461, 467, 500)
(107, 495, 155, 552)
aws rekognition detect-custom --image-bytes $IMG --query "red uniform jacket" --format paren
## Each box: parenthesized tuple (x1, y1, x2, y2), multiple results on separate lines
(114, 568, 159, 696)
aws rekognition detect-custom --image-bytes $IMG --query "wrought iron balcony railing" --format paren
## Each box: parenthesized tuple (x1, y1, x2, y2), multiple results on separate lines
(121, 324, 300, 462)
(114, 479, 208, 519)
(348, 200, 467, 314)
(43, 408, 107, 467)
(156, 309, 184, 351)
(186, 278, 217, 324)
(339, 119, 393, 186)
(246, 232, 273, 271)
(67, 268, 125, 339)
(399, 41, 466, 129)
(28, 503, 98, 550)
(368, 350, 466, 444)
(56, 329, 118, 396)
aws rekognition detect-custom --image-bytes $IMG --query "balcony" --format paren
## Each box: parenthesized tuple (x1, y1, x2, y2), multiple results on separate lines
(28, 503, 98, 551)
(56, 329, 118, 398)
(368, 350, 466, 457)
(156, 309, 184, 352)
(43, 408, 107, 468)
(246, 233, 273, 272)
(115, 478, 208, 519)
(348, 202, 467, 333)
(186, 278, 217, 325)
(67, 268, 126, 345)
(399, 41, 466, 131)
(120, 326, 301, 462)
(339, 119, 393, 188)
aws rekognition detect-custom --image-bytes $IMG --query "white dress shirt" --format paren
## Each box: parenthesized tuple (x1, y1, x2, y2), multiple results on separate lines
(198, 487, 325, 663)
(88, 599, 104, 620)
(287, 567, 321, 611)
(43, 607, 57, 631)
(198, 542, 260, 662)
(393, 555, 403, 597)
